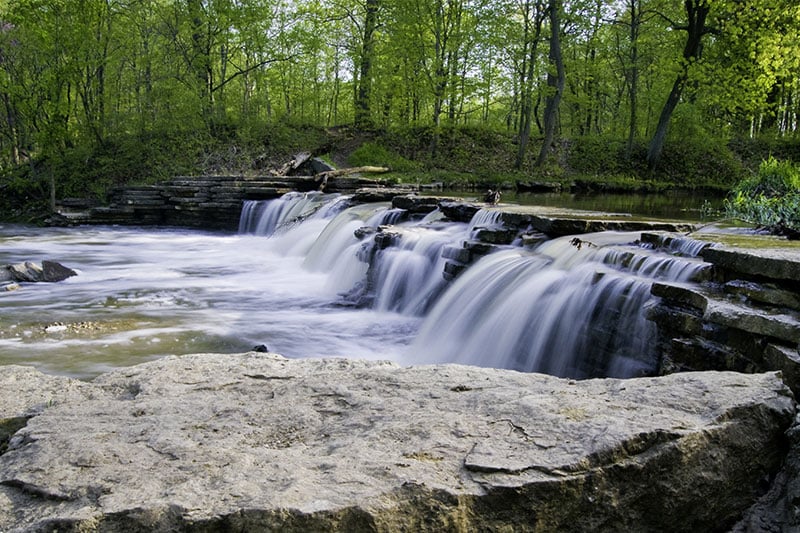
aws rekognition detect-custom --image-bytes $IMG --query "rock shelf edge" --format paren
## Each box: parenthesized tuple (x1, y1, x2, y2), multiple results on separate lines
(0, 352, 795, 532)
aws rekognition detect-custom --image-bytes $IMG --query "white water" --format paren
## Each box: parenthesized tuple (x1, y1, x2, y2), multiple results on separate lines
(410, 232, 708, 378)
(1, 193, 711, 380)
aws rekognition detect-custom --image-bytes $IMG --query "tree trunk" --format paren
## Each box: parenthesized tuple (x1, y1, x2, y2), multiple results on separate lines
(646, 0, 710, 171)
(514, 0, 544, 170)
(625, 0, 641, 158)
(355, 0, 379, 129)
(536, 0, 565, 167)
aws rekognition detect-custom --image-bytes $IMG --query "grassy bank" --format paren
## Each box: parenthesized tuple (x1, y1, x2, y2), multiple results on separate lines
(0, 123, 790, 223)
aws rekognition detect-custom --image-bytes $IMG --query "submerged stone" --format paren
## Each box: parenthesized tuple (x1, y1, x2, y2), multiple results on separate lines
(0, 354, 793, 532)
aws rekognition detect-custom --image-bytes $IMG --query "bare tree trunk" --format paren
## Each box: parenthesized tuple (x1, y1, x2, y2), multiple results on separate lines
(536, 0, 565, 167)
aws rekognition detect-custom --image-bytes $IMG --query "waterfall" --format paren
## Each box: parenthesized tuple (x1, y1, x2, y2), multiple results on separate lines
(363, 207, 505, 315)
(239, 194, 711, 380)
(368, 222, 469, 314)
(410, 232, 709, 379)
(238, 192, 347, 236)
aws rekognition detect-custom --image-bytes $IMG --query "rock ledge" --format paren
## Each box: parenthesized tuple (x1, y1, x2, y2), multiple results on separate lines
(0, 353, 794, 532)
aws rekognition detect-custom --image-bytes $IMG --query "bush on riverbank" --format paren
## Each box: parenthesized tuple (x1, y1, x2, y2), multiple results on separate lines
(725, 157, 800, 237)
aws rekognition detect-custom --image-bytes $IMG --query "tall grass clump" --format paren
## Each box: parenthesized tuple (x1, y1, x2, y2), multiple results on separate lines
(725, 156, 800, 238)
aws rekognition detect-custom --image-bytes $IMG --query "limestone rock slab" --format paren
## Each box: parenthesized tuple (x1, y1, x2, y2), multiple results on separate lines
(0, 354, 794, 532)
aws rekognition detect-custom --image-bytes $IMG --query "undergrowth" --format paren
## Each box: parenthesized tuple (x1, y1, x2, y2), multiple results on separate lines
(725, 157, 800, 237)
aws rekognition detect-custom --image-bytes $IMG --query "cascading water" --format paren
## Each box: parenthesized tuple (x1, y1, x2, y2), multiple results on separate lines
(410, 232, 710, 378)
(1, 192, 716, 380)
(238, 195, 712, 379)
(238, 192, 348, 236)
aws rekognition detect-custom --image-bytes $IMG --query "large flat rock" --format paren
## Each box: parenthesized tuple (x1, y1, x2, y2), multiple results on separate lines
(0, 354, 794, 532)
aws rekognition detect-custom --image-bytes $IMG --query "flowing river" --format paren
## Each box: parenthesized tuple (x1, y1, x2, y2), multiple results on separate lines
(1, 192, 711, 379)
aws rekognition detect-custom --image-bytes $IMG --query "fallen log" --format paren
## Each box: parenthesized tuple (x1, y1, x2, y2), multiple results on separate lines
(315, 165, 390, 190)
(272, 152, 312, 176)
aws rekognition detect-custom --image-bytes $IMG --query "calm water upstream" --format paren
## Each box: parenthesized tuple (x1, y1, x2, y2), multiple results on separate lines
(1, 192, 714, 379)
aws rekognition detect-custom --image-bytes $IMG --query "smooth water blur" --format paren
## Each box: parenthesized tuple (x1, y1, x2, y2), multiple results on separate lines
(1, 190, 717, 380)
(410, 232, 709, 378)
(0, 224, 418, 378)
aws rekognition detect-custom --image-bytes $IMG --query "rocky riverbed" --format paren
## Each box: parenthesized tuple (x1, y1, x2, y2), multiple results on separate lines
(0, 353, 796, 532)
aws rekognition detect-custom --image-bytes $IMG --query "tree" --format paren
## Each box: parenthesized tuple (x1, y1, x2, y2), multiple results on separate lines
(645, 0, 712, 170)
(513, 0, 545, 169)
(535, 0, 565, 167)
(354, 0, 379, 128)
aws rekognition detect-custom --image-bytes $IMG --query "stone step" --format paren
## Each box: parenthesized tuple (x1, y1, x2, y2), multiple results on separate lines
(701, 246, 800, 283)
(652, 282, 800, 346)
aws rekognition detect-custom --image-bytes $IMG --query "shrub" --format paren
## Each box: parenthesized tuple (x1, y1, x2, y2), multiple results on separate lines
(725, 157, 800, 235)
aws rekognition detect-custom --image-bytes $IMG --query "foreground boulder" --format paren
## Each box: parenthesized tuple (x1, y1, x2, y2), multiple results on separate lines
(0, 353, 794, 532)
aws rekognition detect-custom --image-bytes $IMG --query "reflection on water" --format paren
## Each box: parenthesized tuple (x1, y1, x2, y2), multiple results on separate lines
(432, 190, 722, 221)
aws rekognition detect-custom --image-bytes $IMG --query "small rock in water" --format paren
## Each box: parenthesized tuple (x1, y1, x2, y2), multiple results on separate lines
(252, 344, 269, 352)
(1, 282, 20, 292)
(45, 324, 68, 334)
(42, 260, 78, 282)
(7, 261, 43, 282)
(3, 260, 77, 283)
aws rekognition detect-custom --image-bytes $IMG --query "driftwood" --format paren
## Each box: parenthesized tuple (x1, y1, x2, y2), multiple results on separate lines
(315, 166, 390, 190)
(273, 152, 312, 176)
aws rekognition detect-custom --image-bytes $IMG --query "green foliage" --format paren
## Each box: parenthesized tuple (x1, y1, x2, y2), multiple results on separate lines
(566, 137, 627, 174)
(348, 141, 421, 172)
(725, 157, 800, 233)
(656, 139, 744, 189)
(566, 135, 743, 191)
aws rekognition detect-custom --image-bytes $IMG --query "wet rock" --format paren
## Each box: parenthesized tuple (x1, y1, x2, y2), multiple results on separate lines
(725, 279, 800, 312)
(41, 260, 78, 282)
(705, 299, 800, 346)
(351, 187, 413, 204)
(6, 262, 43, 282)
(354, 226, 377, 240)
(520, 232, 549, 248)
(0, 354, 794, 532)
(650, 280, 800, 393)
(472, 227, 519, 245)
(3, 261, 76, 284)
(373, 227, 403, 249)
(442, 261, 466, 281)
(391, 194, 449, 214)
(438, 201, 480, 222)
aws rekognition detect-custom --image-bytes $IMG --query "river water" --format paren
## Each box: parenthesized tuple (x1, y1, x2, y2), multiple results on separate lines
(0, 192, 711, 379)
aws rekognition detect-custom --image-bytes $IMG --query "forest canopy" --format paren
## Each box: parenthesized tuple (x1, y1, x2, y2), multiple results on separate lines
(1, 0, 799, 208)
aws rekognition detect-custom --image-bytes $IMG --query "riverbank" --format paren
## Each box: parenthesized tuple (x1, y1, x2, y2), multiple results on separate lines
(0, 126, 765, 224)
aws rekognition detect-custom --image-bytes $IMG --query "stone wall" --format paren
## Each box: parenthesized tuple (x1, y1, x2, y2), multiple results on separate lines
(50, 175, 391, 230)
